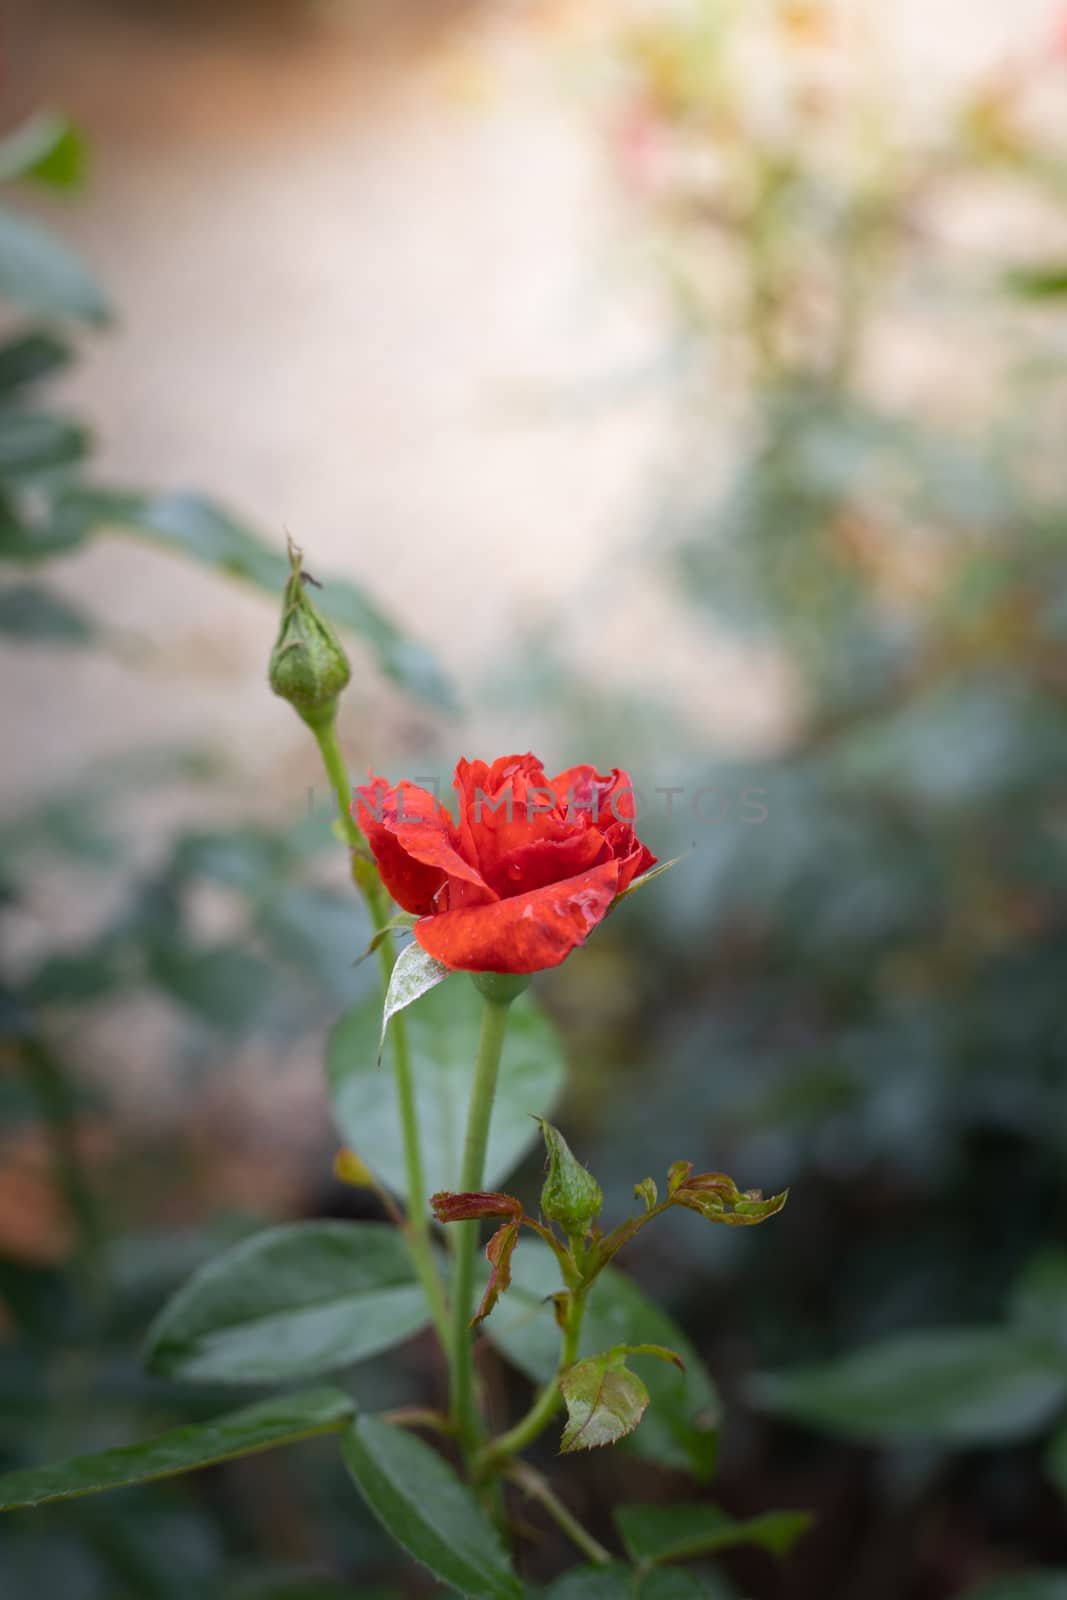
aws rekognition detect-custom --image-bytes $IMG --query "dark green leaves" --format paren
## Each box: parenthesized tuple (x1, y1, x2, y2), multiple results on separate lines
(329, 985, 565, 1197)
(0, 1388, 354, 1511)
(560, 1350, 652, 1453)
(0, 206, 110, 323)
(1010, 1251, 1067, 1359)
(0, 584, 94, 644)
(0, 329, 71, 393)
(341, 1415, 522, 1600)
(145, 1222, 430, 1383)
(753, 1328, 1066, 1445)
(963, 1578, 1067, 1600)
(1046, 1421, 1067, 1499)
(543, 1568, 734, 1599)
(0, 409, 87, 476)
(148, 941, 277, 1033)
(614, 1501, 811, 1565)
(542, 1569, 635, 1600)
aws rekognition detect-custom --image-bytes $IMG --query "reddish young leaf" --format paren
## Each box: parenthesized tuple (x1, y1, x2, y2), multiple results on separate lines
(472, 1219, 522, 1327)
(430, 1191, 522, 1224)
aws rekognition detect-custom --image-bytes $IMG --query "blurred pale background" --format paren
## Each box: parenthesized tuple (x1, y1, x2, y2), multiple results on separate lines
(3, 0, 1054, 808)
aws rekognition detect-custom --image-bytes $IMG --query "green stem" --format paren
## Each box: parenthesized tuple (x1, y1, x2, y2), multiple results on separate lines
(451, 994, 513, 1461)
(479, 1285, 588, 1469)
(507, 1461, 612, 1567)
(312, 716, 449, 1352)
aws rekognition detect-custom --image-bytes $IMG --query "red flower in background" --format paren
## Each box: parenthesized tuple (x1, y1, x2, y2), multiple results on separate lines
(355, 754, 656, 974)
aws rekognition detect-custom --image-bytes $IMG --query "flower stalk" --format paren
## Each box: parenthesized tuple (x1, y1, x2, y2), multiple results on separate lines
(450, 990, 515, 1461)
(310, 714, 450, 1353)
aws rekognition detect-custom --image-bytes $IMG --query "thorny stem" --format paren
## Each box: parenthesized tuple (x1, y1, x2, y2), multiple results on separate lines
(312, 716, 450, 1353)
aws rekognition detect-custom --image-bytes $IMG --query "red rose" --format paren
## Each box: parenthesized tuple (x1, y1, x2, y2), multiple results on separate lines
(354, 754, 656, 974)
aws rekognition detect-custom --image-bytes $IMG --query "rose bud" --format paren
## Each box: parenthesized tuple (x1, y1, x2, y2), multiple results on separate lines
(539, 1119, 603, 1240)
(269, 538, 350, 731)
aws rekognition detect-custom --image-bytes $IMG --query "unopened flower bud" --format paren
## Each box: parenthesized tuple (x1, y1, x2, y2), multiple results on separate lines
(539, 1118, 603, 1239)
(269, 538, 350, 730)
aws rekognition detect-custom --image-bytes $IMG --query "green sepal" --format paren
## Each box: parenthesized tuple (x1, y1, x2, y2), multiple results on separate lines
(470, 971, 532, 1006)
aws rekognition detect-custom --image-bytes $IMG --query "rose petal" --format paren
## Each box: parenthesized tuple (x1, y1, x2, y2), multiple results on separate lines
(355, 778, 447, 915)
(456, 752, 571, 874)
(358, 776, 494, 904)
(600, 821, 657, 892)
(551, 765, 638, 826)
(414, 858, 621, 973)
(486, 828, 611, 899)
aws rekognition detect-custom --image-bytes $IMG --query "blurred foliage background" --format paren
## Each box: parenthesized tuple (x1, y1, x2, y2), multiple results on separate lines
(1, 1, 1066, 1597)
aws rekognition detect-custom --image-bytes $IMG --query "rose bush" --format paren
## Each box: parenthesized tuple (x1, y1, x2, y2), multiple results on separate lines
(355, 753, 656, 973)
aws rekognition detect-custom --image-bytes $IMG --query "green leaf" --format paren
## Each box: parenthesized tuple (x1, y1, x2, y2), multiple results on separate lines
(0, 204, 109, 323)
(560, 1349, 651, 1452)
(963, 1578, 1067, 1600)
(485, 1243, 719, 1479)
(1010, 1251, 1067, 1359)
(542, 1570, 732, 1600)
(0, 488, 89, 561)
(1046, 1421, 1067, 1499)
(0, 328, 71, 393)
(0, 584, 94, 644)
(615, 1501, 811, 1566)
(542, 1568, 634, 1600)
(0, 1387, 354, 1511)
(341, 1414, 522, 1600)
(53, 488, 454, 705)
(0, 112, 87, 190)
(149, 940, 278, 1032)
(0, 410, 87, 475)
(640, 1574, 736, 1600)
(145, 1222, 430, 1383)
(328, 984, 566, 1197)
(666, 1166, 788, 1227)
(1003, 263, 1067, 299)
(259, 885, 373, 1003)
(753, 1329, 1066, 1445)
(226, 1579, 378, 1600)
(379, 940, 452, 1060)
